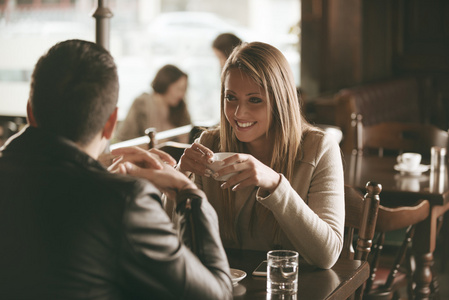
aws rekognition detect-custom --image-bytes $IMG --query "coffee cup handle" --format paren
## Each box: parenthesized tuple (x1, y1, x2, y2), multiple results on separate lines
(397, 154, 403, 164)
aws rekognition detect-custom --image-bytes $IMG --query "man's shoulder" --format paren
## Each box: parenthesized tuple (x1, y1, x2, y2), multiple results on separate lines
(89, 169, 161, 202)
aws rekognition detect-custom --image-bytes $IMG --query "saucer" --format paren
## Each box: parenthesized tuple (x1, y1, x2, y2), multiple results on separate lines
(394, 164, 430, 176)
(230, 268, 246, 286)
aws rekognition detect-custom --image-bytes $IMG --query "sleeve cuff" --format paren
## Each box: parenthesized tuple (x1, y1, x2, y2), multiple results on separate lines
(256, 173, 285, 202)
(175, 188, 205, 213)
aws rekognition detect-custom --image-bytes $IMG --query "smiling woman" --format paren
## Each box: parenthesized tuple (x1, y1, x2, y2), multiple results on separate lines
(175, 41, 345, 270)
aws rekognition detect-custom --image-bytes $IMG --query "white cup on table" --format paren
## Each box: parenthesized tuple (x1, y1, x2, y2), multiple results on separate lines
(207, 152, 239, 181)
(397, 152, 422, 171)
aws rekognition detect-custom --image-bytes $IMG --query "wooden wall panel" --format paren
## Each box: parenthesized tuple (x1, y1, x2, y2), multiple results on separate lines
(362, 0, 392, 82)
(302, 0, 449, 127)
(395, 0, 449, 71)
(323, 0, 362, 91)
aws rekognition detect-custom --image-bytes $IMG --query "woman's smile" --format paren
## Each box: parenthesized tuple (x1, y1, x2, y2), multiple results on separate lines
(235, 120, 257, 129)
(224, 69, 270, 146)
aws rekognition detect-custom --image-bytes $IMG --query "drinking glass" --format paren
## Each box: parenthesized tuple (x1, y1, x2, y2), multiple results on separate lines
(267, 250, 299, 295)
(431, 146, 446, 172)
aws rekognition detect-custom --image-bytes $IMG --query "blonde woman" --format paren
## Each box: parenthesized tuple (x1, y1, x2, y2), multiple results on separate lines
(175, 42, 345, 269)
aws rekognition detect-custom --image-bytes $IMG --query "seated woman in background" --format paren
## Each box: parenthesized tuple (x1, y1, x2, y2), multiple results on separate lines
(116, 64, 191, 142)
(212, 33, 242, 69)
(177, 42, 345, 269)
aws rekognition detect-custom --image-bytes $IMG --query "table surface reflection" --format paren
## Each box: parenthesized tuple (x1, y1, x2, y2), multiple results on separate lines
(344, 152, 449, 206)
(226, 249, 369, 300)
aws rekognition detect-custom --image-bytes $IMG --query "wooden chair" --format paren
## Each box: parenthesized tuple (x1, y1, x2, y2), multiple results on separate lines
(342, 182, 382, 300)
(352, 118, 449, 157)
(157, 141, 190, 162)
(352, 118, 449, 291)
(145, 127, 191, 162)
(364, 199, 430, 300)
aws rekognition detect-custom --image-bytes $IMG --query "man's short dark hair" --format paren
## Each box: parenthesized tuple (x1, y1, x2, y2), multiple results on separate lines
(29, 39, 119, 146)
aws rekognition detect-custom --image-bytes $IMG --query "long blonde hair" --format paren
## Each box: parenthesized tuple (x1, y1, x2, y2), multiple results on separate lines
(217, 42, 311, 241)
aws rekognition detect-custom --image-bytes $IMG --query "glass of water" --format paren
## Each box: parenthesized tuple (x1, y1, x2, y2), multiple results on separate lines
(267, 250, 299, 295)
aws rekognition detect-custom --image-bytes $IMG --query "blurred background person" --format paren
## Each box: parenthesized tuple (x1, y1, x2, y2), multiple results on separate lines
(212, 33, 242, 69)
(116, 64, 191, 142)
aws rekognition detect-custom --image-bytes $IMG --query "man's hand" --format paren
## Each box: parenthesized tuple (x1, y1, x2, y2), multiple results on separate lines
(109, 147, 196, 202)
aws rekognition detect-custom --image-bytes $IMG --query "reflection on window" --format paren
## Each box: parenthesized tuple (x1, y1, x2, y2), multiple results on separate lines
(0, 69, 32, 82)
(0, 0, 301, 126)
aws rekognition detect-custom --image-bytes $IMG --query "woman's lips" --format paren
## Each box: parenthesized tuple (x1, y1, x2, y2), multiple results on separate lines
(236, 121, 256, 128)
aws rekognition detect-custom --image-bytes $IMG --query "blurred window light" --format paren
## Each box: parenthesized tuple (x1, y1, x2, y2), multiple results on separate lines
(0, 0, 301, 126)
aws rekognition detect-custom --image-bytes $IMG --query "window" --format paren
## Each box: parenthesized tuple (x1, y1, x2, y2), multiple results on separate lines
(0, 0, 300, 126)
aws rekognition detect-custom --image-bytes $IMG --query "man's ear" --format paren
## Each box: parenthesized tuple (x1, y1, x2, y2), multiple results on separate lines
(102, 107, 118, 140)
(26, 101, 37, 127)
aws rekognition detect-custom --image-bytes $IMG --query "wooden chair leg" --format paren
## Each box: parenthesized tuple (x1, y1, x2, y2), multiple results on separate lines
(365, 232, 385, 294)
(354, 283, 365, 300)
(406, 249, 415, 300)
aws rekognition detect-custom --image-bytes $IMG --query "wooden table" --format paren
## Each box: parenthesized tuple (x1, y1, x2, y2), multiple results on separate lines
(344, 152, 449, 299)
(226, 249, 369, 300)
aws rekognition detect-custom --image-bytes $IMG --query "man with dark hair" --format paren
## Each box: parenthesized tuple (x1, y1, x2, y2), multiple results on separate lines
(0, 39, 232, 299)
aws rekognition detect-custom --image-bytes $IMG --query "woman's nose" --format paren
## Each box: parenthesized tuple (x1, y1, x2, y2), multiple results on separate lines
(234, 103, 247, 118)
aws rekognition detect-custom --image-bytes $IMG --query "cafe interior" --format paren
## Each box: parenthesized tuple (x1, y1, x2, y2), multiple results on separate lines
(1, 0, 448, 299)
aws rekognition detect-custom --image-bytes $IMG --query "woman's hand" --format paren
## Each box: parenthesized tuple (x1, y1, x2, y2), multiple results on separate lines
(214, 154, 281, 194)
(109, 146, 195, 202)
(177, 143, 215, 177)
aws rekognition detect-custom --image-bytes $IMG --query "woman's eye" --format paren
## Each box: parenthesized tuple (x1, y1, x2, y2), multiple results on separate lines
(249, 97, 263, 103)
(225, 94, 236, 101)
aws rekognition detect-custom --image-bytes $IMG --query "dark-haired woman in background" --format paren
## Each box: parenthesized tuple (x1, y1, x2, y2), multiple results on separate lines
(116, 64, 191, 141)
(212, 33, 242, 69)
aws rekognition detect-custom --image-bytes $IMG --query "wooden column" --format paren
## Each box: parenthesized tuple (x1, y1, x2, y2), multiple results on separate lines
(92, 0, 113, 50)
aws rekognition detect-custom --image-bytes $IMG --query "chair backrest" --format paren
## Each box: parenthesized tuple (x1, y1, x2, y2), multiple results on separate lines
(343, 182, 381, 300)
(335, 77, 421, 153)
(354, 119, 449, 157)
(364, 200, 430, 296)
(157, 141, 190, 162)
(342, 182, 382, 261)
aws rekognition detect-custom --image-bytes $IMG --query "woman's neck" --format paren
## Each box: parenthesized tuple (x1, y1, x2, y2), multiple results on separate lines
(154, 93, 169, 108)
(245, 138, 273, 166)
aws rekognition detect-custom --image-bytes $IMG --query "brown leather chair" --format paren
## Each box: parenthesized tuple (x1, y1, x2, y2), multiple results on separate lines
(353, 119, 449, 157)
(364, 200, 430, 300)
(342, 182, 382, 300)
(335, 77, 422, 153)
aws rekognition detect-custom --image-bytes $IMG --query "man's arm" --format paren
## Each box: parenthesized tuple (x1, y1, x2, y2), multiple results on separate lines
(110, 146, 232, 299)
(118, 180, 232, 300)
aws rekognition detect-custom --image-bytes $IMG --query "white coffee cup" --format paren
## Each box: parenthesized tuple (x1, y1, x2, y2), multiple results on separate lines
(397, 152, 422, 171)
(208, 152, 239, 181)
